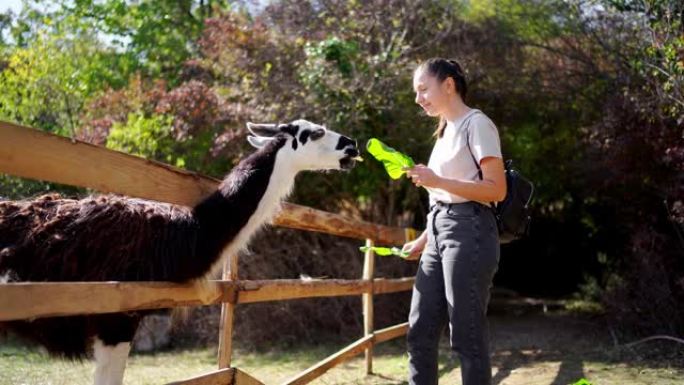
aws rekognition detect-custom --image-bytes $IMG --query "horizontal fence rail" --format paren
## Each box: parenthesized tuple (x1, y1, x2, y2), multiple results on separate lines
(0, 281, 234, 321)
(0, 120, 419, 385)
(0, 278, 415, 322)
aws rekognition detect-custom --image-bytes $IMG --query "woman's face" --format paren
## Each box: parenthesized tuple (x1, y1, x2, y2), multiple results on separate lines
(413, 67, 452, 117)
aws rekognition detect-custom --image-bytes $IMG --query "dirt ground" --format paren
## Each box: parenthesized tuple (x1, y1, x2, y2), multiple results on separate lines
(294, 297, 684, 385)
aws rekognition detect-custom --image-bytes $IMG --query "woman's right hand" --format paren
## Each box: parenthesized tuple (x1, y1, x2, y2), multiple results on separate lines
(402, 237, 426, 261)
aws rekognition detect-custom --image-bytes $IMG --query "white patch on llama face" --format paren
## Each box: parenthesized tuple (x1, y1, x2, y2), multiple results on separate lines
(247, 119, 359, 172)
(93, 338, 131, 385)
(287, 119, 358, 171)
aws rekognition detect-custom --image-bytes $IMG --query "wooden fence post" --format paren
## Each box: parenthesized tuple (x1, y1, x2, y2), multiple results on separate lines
(218, 253, 239, 369)
(362, 238, 375, 375)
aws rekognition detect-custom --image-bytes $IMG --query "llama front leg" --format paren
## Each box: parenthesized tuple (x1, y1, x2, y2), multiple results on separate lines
(93, 338, 131, 385)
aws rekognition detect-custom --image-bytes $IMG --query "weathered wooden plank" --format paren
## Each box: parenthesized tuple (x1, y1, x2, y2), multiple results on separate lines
(167, 368, 234, 385)
(0, 277, 415, 321)
(362, 239, 375, 375)
(373, 277, 415, 294)
(280, 335, 374, 385)
(273, 203, 407, 245)
(0, 281, 235, 321)
(167, 367, 265, 385)
(237, 277, 415, 304)
(218, 254, 239, 369)
(234, 368, 266, 385)
(374, 322, 409, 343)
(0, 120, 217, 207)
(237, 279, 372, 304)
(277, 323, 408, 385)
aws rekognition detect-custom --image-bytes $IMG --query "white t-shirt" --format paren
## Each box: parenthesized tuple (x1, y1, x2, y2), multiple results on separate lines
(426, 108, 503, 205)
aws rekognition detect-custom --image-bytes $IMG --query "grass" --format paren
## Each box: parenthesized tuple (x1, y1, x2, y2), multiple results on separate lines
(2, 305, 683, 385)
(5, 339, 409, 385)
(1, 333, 682, 385)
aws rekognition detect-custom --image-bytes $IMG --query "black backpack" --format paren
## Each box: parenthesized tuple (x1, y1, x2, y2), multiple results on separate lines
(463, 112, 534, 244)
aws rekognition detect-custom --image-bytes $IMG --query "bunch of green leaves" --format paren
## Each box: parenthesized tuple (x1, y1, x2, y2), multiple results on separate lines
(359, 246, 409, 258)
(365, 138, 415, 180)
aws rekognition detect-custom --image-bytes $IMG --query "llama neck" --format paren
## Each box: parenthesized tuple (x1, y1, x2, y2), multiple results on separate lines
(193, 137, 298, 278)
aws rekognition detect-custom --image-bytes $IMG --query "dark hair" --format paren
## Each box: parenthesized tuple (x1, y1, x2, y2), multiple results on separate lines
(415, 58, 468, 139)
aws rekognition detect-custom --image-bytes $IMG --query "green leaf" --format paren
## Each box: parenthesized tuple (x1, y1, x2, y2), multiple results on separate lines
(359, 246, 410, 258)
(365, 138, 415, 179)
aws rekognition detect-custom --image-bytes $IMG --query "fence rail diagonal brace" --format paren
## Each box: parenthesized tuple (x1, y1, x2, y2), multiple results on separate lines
(167, 367, 265, 385)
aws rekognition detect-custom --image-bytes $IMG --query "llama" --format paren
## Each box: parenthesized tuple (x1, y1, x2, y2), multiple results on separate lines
(0, 119, 361, 385)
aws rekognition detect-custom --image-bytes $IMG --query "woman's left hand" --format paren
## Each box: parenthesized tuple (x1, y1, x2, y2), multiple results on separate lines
(402, 164, 440, 188)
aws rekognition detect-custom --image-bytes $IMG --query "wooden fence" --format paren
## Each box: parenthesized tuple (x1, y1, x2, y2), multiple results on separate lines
(0, 121, 418, 385)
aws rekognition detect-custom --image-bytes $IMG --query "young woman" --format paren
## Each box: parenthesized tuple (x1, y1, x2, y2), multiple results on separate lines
(401, 57, 506, 385)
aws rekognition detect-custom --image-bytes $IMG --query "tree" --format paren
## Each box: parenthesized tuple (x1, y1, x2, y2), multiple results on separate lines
(0, 28, 134, 135)
(62, 0, 232, 84)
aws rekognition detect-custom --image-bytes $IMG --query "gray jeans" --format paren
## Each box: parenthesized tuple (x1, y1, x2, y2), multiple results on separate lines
(407, 200, 500, 385)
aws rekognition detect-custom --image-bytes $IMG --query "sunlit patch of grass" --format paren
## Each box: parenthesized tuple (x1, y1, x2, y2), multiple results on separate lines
(563, 298, 604, 314)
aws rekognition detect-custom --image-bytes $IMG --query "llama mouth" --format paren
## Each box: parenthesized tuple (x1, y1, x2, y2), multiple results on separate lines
(339, 146, 361, 170)
(339, 156, 358, 170)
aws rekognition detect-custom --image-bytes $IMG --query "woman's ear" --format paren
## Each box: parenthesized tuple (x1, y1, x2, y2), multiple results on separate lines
(442, 76, 456, 94)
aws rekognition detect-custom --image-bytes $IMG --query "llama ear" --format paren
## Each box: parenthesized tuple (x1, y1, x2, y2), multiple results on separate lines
(247, 135, 274, 149)
(246, 122, 278, 137)
(310, 128, 326, 141)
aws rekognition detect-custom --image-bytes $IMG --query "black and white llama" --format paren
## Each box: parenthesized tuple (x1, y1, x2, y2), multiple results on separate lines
(0, 119, 361, 385)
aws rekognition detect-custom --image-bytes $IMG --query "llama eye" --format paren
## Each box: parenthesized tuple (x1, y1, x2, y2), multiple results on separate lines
(310, 128, 325, 140)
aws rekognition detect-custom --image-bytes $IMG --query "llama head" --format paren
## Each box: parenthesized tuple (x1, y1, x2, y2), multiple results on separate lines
(246, 119, 361, 171)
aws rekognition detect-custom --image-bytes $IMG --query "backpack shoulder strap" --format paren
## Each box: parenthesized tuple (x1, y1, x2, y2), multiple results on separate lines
(463, 110, 498, 211)
(462, 110, 483, 180)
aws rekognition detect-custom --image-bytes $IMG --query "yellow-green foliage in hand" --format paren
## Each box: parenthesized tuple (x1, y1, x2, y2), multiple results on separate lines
(359, 246, 410, 258)
(366, 138, 415, 179)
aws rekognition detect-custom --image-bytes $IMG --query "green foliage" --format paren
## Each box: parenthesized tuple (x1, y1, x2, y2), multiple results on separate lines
(365, 138, 416, 180)
(463, 0, 569, 42)
(359, 246, 409, 258)
(0, 3, 141, 138)
(106, 112, 179, 165)
(0, 11, 11, 48)
(63, 0, 226, 84)
(621, 0, 684, 118)
(0, 29, 130, 135)
(303, 37, 361, 79)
